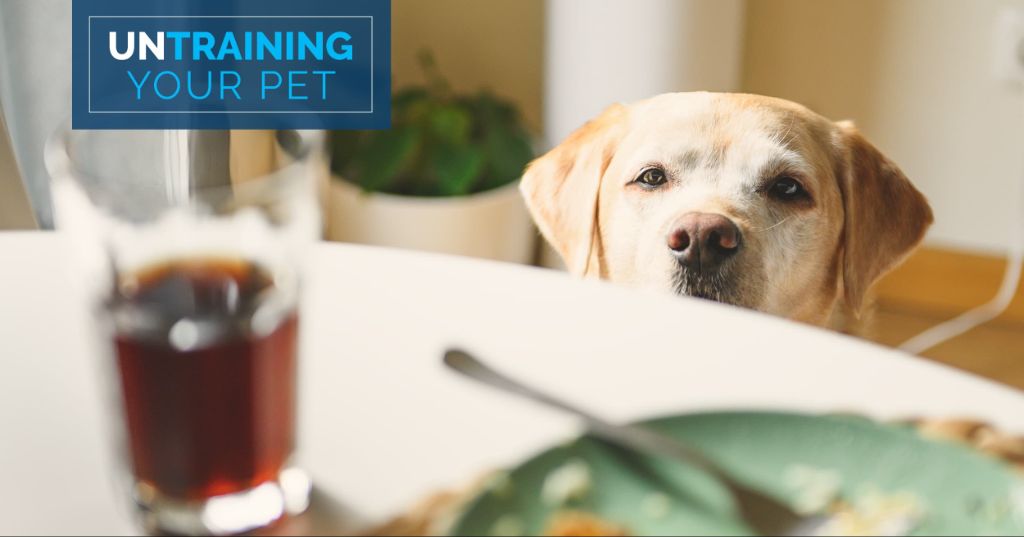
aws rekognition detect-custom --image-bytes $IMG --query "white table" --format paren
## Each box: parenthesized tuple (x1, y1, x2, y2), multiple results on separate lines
(2, 231, 1023, 535)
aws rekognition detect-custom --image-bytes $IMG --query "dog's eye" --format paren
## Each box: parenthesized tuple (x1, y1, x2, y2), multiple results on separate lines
(635, 168, 668, 188)
(768, 176, 808, 201)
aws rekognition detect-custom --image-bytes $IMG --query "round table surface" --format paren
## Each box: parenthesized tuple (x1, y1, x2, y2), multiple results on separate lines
(2, 231, 1023, 535)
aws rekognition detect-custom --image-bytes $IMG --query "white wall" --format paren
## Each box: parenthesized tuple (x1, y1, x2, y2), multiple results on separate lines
(544, 0, 746, 145)
(744, 0, 1024, 254)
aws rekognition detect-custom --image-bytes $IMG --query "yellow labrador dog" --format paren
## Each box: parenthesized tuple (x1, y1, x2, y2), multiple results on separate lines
(521, 92, 933, 328)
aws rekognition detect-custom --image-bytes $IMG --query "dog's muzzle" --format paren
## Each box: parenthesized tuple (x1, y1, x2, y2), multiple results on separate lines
(667, 212, 743, 303)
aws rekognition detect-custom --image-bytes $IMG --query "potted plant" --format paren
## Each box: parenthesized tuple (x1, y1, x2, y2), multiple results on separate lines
(327, 52, 537, 263)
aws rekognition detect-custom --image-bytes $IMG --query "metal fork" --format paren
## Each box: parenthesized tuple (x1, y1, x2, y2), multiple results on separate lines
(443, 349, 832, 536)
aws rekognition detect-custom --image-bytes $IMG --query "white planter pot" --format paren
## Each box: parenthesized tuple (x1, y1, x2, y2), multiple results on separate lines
(326, 178, 536, 264)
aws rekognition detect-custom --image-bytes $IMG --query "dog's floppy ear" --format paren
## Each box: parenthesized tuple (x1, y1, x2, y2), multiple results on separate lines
(520, 104, 627, 276)
(835, 121, 933, 312)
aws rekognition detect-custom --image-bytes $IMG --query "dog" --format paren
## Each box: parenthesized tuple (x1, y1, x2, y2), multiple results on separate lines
(520, 92, 933, 328)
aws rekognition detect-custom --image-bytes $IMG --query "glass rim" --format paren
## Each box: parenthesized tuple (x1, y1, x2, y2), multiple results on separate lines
(44, 121, 325, 203)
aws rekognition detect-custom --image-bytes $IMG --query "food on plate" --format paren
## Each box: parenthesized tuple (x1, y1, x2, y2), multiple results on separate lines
(785, 464, 843, 515)
(489, 514, 526, 536)
(544, 511, 631, 537)
(816, 487, 924, 536)
(640, 492, 672, 520)
(786, 464, 924, 536)
(535, 458, 925, 536)
(541, 459, 592, 506)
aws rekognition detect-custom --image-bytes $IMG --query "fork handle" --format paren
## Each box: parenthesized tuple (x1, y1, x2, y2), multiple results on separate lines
(443, 349, 738, 487)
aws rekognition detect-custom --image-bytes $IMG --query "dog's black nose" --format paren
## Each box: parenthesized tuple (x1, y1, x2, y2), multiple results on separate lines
(667, 212, 741, 272)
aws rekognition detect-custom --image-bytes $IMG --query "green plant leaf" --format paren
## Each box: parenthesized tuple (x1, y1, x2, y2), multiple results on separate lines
(431, 143, 485, 197)
(350, 126, 420, 192)
(329, 53, 536, 196)
(428, 103, 472, 146)
(417, 49, 451, 97)
(482, 124, 534, 190)
(329, 130, 364, 177)
(393, 86, 430, 110)
(395, 87, 434, 126)
(469, 90, 519, 125)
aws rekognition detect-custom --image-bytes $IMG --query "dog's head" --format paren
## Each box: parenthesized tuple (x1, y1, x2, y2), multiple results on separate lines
(522, 92, 933, 324)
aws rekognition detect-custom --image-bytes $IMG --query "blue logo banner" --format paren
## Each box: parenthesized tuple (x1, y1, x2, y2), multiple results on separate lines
(72, 0, 391, 130)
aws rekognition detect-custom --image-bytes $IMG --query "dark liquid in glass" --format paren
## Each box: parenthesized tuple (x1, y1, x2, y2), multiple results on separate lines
(110, 259, 298, 500)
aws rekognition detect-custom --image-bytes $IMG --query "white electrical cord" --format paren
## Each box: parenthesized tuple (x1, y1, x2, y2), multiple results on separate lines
(899, 109, 1024, 354)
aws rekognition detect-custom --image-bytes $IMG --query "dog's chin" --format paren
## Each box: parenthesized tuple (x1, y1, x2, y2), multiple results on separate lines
(671, 268, 744, 307)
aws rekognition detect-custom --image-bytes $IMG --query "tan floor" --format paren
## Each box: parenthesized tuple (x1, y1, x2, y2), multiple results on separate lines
(867, 302, 1024, 390)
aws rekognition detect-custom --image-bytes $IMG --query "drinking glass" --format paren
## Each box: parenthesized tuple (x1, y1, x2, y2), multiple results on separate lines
(45, 128, 324, 535)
